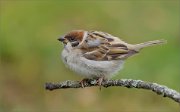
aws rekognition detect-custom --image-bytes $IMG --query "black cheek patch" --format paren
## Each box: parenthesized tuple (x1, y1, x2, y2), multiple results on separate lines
(71, 41, 79, 47)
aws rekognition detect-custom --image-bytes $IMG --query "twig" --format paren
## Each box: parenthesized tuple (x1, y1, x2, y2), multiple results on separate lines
(45, 79, 180, 103)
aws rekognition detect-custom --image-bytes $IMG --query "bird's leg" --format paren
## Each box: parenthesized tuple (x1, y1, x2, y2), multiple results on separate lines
(97, 76, 105, 90)
(79, 78, 89, 88)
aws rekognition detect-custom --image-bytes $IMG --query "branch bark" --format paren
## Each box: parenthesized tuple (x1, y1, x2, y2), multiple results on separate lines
(45, 79, 180, 103)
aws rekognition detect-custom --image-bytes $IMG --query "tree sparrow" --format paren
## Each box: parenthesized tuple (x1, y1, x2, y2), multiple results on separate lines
(58, 30, 166, 88)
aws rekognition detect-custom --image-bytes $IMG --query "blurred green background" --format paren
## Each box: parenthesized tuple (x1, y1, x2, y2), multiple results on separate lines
(0, 0, 180, 112)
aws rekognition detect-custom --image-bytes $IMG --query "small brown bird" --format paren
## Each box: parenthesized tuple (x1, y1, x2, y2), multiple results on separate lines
(58, 30, 166, 88)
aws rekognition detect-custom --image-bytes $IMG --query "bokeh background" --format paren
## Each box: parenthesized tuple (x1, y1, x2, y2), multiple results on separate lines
(0, 0, 180, 112)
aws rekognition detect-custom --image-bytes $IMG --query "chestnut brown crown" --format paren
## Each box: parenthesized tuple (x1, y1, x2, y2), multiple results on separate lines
(58, 30, 84, 47)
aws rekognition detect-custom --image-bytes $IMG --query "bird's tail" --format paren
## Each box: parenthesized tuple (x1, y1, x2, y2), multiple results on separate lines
(132, 39, 167, 51)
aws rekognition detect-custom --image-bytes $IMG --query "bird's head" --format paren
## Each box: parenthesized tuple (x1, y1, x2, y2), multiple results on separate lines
(58, 30, 86, 47)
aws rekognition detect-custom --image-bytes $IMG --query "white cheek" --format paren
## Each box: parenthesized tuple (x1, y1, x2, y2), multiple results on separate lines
(66, 43, 72, 48)
(64, 43, 72, 51)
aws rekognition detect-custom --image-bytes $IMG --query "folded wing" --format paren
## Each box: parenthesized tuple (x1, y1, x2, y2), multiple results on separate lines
(81, 31, 138, 61)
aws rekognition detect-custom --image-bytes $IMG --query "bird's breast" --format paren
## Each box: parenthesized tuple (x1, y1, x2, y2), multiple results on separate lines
(61, 48, 124, 78)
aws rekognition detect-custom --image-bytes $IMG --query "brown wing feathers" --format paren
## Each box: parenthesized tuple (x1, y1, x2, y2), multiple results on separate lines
(82, 31, 137, 61)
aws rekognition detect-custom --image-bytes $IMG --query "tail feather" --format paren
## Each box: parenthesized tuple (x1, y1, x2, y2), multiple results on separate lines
(133, 39, 167, 51)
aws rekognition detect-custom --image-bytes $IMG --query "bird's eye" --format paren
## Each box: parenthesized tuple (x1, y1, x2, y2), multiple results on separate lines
(68, 37, 75, 42)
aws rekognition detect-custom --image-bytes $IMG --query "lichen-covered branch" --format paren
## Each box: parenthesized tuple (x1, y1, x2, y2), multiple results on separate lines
(45, 79, 180, 103)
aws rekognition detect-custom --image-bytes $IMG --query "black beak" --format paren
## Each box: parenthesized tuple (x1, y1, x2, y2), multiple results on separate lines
(58, 37, 65, 42)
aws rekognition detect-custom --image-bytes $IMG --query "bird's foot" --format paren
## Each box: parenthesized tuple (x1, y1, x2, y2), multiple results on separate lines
(79, 78, 89, 88)
(97, 77, 105, 90)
